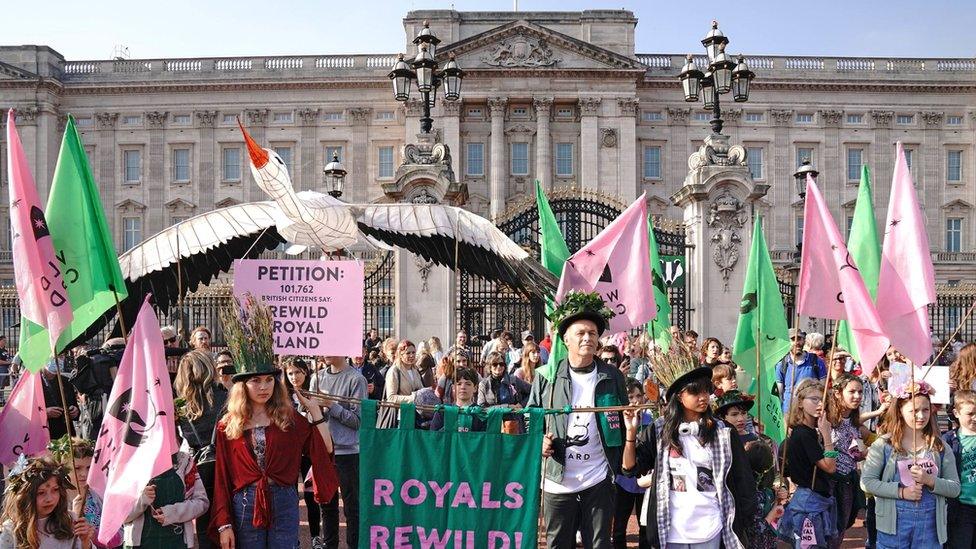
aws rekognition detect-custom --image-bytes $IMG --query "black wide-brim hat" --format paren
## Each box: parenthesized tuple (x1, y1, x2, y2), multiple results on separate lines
(557, 310, 609, 339)
(714, 391, 756, 416)
(231, 364, 280, 382)
(664, 366, 713, 401)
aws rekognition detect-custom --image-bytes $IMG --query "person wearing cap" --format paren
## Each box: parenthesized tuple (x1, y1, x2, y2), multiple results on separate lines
(714, 390, 758, 446)
(40, 358, 80, 440)
(622, 346, 756, 548)
(527, 291, 628, 549)
(210, 294, 338, 549)
(508, 330, 549, 372)
(775, 328, 827, 413)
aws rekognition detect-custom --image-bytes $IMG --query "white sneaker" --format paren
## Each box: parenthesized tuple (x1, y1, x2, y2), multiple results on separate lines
(311, 536, 325, 549)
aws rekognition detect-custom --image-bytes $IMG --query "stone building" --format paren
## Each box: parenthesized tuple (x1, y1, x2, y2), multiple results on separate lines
(1, 9, 974, 341)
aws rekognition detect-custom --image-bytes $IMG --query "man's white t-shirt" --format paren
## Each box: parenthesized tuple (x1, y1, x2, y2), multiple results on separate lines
(666, 431, 722, 543)
(545, 367, 610, 494)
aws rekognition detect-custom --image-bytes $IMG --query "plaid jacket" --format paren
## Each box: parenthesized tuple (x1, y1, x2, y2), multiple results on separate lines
(625, 418, 755, 548)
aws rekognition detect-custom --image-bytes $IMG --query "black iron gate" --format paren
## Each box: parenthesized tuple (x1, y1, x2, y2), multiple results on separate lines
(456, 190, 688, 359)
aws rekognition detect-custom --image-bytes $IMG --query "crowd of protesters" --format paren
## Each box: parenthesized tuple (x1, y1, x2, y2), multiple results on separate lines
(1, 301, 974, 549)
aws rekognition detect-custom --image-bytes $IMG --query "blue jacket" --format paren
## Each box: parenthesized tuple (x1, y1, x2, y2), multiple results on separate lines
(775, 352, 826, 411)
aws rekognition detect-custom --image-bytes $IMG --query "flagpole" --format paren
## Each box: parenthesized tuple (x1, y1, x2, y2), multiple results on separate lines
(754, 216, 763, 433)
(50, 351, 81, 491)
(811, 319, 837, 489)
(111, 287, 129, 341)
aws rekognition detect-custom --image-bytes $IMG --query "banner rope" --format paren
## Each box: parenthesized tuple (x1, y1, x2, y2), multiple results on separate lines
(299, 388, 654, 416)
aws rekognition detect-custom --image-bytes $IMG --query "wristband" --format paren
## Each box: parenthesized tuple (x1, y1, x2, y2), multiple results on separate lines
(626, 439, 637, 443)
(310, 416, 328, 426)
(823, 450, 839, 459)
(218, 525, 232, 533)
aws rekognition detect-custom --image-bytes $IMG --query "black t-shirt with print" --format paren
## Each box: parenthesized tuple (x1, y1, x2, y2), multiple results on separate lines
(785, 423, 831, 496)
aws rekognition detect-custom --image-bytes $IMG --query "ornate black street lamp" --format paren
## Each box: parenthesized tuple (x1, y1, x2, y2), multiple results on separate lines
(679, 21, 755, 135)
(791, 158, 820, 263)
(322, 152, 346, 198)
(389, 21, 464, 134)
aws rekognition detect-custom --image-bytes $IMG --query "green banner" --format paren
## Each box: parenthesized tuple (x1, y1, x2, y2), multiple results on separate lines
(360, 400, 543, 548)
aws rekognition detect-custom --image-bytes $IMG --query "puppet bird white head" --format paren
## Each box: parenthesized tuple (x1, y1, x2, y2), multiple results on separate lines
(238, 119, 358, 250)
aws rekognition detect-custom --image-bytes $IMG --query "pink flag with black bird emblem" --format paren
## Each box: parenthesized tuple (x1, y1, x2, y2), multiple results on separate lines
(88, 295, 177, 545)
(798, 177, 890, 373)
(6, 109, 73, 351)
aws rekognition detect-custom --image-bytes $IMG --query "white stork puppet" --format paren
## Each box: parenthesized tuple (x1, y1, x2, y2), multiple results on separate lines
(84, 121, 555, 338)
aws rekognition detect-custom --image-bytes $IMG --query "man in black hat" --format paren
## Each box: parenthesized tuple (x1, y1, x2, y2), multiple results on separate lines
(528, 291, 628, 549)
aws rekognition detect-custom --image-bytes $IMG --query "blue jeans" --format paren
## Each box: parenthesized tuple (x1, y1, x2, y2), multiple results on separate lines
(876, 490, 938, 548)
(232, 484, 300, 549)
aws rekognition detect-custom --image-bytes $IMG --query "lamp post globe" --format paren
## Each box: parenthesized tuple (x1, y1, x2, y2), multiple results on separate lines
(679, 54, 704, 102)
(323, 152, 347, 198)
(389, 53, 415, 102)
(413, 20, 441, 58)
(731, 55, 755, 102)
(793, 159, 819, 200)
(709, 44, 736, 94)
(701, 20, 729, 62)
(441, 53, 464, 101)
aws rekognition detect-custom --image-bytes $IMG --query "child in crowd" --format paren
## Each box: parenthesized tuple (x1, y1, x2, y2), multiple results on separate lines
(612, 379, 653, 549)
(745, 440, 785, 549)
(944, 389, 976, 548)
(779, 379, 837, 548)
(122, 449, 208, 548)
(826, 371, 867, 549)
(430, 367, 485, 432)
(861, 380, 960, 548)
(0, 455, 96, 549)
(711, 364, 738, 395)
(55, 438, 122, 549)
(713, 390, 757, 445)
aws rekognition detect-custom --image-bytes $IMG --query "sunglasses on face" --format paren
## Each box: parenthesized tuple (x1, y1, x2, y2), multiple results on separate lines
(165, 337, 177, 344)
(489, 361, 506, 367)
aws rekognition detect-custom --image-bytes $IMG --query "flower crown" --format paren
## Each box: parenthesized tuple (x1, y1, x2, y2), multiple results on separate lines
(889, 379, 936, 400)
(548, 290, 616, 326)
(3, 455, 74, 495)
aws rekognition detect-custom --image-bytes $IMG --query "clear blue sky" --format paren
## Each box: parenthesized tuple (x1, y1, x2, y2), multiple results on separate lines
(6, 0, 975, 60)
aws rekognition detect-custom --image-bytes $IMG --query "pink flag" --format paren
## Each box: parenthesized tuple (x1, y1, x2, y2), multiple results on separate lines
(555, 193, 654, 332)
(0, 371, 50, 467)
(798, 177, 889, 373)
(88, 296, 177, 545)
(6, 109, 73, 349)
(877, 142, 937, 365)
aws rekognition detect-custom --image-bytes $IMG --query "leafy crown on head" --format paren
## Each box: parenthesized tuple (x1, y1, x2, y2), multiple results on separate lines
(651, 344, 700, 391)
(549, 290, 615, 327)
(219, 292, 276, 372)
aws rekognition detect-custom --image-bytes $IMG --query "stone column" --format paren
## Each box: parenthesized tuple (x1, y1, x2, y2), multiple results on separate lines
(441, 100, 462, 182)
(769, 109, 794, 250)
(349, 107, 371, 203)
(297, 108, 319, 193)
(617, 97, 639, 202)
(145, 111, 168, 235)
(95, 112, 120, 236)
(579, 97, 601, 192)
(671, 133, 767, 342)
(244, 109, 269, 200)
(195, 111, 217, 211)
(870, 110, 894, 234)
(533, 97, 553, 191)
(487, 97, 508, 220)
(921, 111, 945, 246)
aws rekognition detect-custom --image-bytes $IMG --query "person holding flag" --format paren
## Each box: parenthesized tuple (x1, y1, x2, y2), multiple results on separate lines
(210, 294, 338, 549)
(527, 291, 628, 549)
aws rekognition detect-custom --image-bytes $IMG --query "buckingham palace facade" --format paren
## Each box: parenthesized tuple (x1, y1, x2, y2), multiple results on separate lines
(1, 9, 974, 300)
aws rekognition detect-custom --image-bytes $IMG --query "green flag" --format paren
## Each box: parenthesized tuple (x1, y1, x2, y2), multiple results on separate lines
(533, 181, 570, 381)
(647, 217, 672, 352)
(836, 165, 881, 363)
(732, 215, 790, 444)
(18, 116, 128, 371)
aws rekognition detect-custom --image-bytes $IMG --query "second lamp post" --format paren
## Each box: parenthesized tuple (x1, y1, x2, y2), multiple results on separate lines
(389, 21, 464, 134)
(678, 21, 755, 135)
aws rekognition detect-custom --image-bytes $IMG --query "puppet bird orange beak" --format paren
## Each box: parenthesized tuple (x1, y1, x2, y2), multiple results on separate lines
(237, 117, 269, 169)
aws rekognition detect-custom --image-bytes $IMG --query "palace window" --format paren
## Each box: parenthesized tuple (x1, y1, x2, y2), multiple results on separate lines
(221, 114, 237, 125)
(376, 111, 395, 121)
(747, 147, 764, 180)
(796, 113, 814, 123)
(745, 112, 764, 122)
(273, 112, 293, 123)
(222, 147, 241, 181)
(947, 115, 963, 126)
(642, 111, 664, 122)
(796, 147, 814, 168)
(465, 143, 484, 176)
(846, 114, 863, 124)
(847, 148, 863, 181)
(123, 150, 141, 183)
(643, 146, 661, 179)
(378, 146, 394, 178)
(75, 117, 93, 127)
(946, 217, 962, 252)
(172, 114, 191, 125)
(947, 150, 963, 182)
(510, 142, 529, 175)
(555, 143, 573, 177)
(897, 114, 914, 125)
(693, 112, 709, 121)
(324, 146, 342, 164)
(795, 217, 805, 246)
(122, 115, 142, 126)
(122, 217, 142, 252)
(172, 148, 190, 182)
(324, 112, 343, 121)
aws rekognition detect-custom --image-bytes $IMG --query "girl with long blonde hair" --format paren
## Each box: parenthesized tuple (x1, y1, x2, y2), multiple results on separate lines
(951, 343, 976, 392)
(377, 340, 423, 428)
(861, 381, 960, 547)
(779, 378, 839, 548)
(515, 341, 541, 384)
(211, 295, 338, 549)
